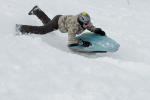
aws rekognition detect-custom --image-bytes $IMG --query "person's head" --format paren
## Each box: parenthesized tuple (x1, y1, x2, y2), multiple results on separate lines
(78, 12, 91, 28)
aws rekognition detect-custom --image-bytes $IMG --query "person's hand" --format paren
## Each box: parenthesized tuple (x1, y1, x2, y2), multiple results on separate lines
(78, 39, 92, 47)
(68, 39, 92, 47)
(94, 28, 106, 36)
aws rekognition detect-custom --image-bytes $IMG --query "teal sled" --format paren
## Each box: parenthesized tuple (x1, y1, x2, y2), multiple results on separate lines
(69, 32, 120, 53)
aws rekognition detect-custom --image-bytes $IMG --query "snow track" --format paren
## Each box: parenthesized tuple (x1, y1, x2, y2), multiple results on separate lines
(0, 0, 150, 100)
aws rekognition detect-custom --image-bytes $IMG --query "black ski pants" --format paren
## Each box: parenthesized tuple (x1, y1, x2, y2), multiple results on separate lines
(20, 9, 62, 34)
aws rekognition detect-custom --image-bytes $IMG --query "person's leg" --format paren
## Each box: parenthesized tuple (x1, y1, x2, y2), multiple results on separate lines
(48, 15, 62, 29)
(17, 24, 54, 34)
(17, 15, 62, 34)
(28, 6, 51, 25)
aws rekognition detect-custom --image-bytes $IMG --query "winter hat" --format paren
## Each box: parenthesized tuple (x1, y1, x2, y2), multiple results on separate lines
(78, 12, 91, 26)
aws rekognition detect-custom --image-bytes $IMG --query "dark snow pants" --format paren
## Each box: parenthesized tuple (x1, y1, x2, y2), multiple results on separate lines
(19, 9, 62, 34)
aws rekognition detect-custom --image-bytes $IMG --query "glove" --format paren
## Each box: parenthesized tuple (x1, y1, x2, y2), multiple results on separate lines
(94, 28, 106, 36)
(68, 39, 92, 47)
(78, 39, 92, 47)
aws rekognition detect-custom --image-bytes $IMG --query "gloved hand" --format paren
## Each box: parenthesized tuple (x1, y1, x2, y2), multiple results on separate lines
(94, 28, 106, 36)
(68, 39, 92, 47)
(78, 39, 92, 47)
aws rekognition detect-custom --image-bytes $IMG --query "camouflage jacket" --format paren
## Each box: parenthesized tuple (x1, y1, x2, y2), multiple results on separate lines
(58, 15, 96, 44)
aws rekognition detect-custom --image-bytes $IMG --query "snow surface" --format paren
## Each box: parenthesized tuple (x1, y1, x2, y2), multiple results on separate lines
(0, 0, 150, 100)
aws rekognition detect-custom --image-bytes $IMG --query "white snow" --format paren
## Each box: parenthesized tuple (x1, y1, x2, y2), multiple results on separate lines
(0, 0, 150, 100)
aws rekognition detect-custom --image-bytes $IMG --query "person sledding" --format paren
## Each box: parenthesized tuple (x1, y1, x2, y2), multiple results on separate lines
(16, 5, 106, 47)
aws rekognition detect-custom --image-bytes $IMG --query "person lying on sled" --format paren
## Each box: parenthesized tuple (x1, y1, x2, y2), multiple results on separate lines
(16, 6, 106, 47)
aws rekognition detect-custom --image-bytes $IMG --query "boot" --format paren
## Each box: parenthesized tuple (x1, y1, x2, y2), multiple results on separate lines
(28, 5, 40, 15)
(15, 24, 22, 35)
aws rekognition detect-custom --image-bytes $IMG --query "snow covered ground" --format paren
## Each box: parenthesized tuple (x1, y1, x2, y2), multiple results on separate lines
(0, 0, 150, 100)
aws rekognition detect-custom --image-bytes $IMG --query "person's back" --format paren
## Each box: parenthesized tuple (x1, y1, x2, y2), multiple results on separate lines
(58, 15, 78, 33)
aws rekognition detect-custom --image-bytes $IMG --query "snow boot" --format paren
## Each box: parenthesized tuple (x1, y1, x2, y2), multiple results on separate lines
(15, 24, 22, 35)
(28, 5, 40, 15)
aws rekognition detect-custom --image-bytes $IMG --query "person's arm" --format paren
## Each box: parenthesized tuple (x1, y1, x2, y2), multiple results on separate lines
(68, 31, 78, 45)
(68, 29, 91, 47)
(86, 22, 96, 32)
(87, 22, 106, 36)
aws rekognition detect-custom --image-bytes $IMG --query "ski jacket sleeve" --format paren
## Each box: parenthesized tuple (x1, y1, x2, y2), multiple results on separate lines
(86, 22, 96, 32)
(68, 28, 79, 44)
